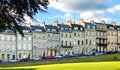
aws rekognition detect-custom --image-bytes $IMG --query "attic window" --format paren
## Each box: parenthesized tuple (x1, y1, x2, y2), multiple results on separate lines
(23, 30, 29, 33)
(47, 29, 50, 31)
(61, 27, 64, 30)
(52, 29, 56, 31)
(81, 28, 83, 30)
(35, 29, 42, 32)
(87, 25, 90, 29)
(110, 27, 114, 30)
(74, 27, 78, 30)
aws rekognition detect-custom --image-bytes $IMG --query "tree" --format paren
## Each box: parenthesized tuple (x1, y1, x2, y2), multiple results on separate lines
(0, 0, 49, 36)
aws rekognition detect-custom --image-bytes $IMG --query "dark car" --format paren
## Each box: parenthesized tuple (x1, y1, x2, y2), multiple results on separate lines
(19, 58, 29, 62)
(73, 54, 83, 57)
(0, 60, 2, 63)
(44, 56, 55, 59)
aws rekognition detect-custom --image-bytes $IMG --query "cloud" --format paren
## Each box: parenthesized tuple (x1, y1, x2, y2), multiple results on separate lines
(107, 5, 120, 14)
(80, 11, 105, 19)
(49, 0, 109, 12)
(48, 12, 72, 20)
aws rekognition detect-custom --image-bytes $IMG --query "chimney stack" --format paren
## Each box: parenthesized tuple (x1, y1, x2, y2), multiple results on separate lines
(101, 20, 105, 24)
(111, 22, 116, 26)
(54, 20, 58, 26)
(90, 20, 94, 24)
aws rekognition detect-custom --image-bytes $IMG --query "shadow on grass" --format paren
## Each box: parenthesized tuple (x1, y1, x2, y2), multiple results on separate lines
(0, 68, 35, 70)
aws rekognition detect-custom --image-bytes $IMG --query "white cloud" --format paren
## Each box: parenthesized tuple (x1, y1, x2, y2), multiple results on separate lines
(80, 11, 104, 19)
(49, 0, 109, 12)
(107, 5, 120, 14)
(48, 12, 72, 20)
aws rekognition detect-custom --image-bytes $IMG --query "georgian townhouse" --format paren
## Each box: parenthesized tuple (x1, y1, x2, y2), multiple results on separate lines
(79, 18, 96, 55)
(41, 22, 60, 56)
(106, 22, 118, 52)
(116, 25, 120, 52)
(0, 30, 16, 61)
(54, 21, 73, 56)
(16, 26, 32, 60)
(31, 25, 46, 58)
(95, 20, 108, 52)
(67, 20, 84, 54)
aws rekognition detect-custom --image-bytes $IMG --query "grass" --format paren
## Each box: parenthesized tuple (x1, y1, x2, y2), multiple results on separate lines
(0, 53, 120, 68)
(0, 62, 120, 70)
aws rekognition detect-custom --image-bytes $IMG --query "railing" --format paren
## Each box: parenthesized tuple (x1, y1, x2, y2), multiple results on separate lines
(60, 45, 73, 48)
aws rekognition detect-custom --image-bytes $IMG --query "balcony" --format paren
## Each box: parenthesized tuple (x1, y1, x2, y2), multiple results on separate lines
(60, 45, 73, 48)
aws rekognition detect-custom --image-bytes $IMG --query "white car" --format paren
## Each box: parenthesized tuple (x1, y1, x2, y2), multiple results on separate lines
(33, 57, 42, 61)
(55, 55, 63, 59)
(9, 59, 18, 63)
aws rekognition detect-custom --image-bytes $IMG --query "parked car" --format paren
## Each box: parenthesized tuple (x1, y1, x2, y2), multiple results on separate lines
(44, 56, 55, 59)
(95, 52, 103, 56)
(73, 54, 83, 57)
(9, 59, 18, 63)
(33, 57, 42, 61)
(0, 60, 2, 63)
(55, 55, 63, 59)
(19, 58, 29, 62)
(64, 54, 73, 58)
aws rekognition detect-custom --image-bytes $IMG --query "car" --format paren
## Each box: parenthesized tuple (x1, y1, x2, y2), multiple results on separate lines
(73, 54, 83, 57)
(64, 54, 73, 58)
(55, 55, 63, 59)
(33, 57, 42, 61)
(19, 58, 29, 62)
(0, 60, 2, 63)
(44, 56, 55, 59)
(95, 52, 103, 56)
(9, 59, 18, 63)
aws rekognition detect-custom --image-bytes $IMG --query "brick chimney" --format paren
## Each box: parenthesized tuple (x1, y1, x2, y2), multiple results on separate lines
(67, 20, 72, 27)
(41, 21, 45, 28)
(101, 20, 105, 24)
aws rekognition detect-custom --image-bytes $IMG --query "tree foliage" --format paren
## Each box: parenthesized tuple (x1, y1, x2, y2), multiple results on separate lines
(0, 0, 49, 36)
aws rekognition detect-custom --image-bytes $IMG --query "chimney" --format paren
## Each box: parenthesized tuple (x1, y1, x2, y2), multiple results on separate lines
(111, 22, 116, 26)
(78, 18, 85, 27)
(101, 20, 105, 24)
(72, 21, 75, 24)
(90, 20, 94, 24)
(26, 23, 31, 29)
(54, 20, 58, 26)
(41, 21, 45, 28)
(67, 20, 72, 26)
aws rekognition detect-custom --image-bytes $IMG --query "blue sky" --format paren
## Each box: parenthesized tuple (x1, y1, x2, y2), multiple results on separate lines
(31, 0, 120, 25)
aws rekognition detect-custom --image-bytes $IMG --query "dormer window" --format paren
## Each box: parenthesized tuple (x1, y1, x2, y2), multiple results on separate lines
(65, 28, 68, 30)
(61, 27, 64, 30)
(110, 27, 114, 30)
(74, 27, 78, 30)
(52, 29, 56, 31)
(47, 28, 50, 31)
(69, 28, 72, 31)
(87, 25, 90, 29)
(93, 26, 95, 30)
(23, 30, 29, 33)
(35, 29, 42, 32)
(81, 28, 83, 31)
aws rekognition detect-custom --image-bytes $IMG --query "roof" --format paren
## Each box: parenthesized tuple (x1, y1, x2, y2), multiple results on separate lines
(31, 25, 46, 32)
(45, 25, 59, 31)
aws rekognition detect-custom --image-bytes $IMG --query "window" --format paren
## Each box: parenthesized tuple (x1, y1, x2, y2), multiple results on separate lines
(61, 41, 63, 46)
(86, 39, 88, 45)
(81, 41, 84, 45)
(81, 28, 83, 31)
(7, 36, 10, 41)
(12, 37, 16, 41)
(70, 41, 72, 46)
(74, 33, 76, 36)
(78, 40, 80, 45)
(69, 34, 71, 38)
(18, 44, 22, 50)
(65, 34, 67, 37)
(23, 37, 26, 41)
(61, 33, 63, 37)
(7, 54, 10, 60)
(74, 27, 78, 30)
(18, 36, 21, 40)
(35, 29, 42, 32)
(65, 41, 67, 46)
(52, 29, 56, 31)
(89, 40, 91, 45)
(93, 26, 95, 30)
(28, 37, 31, 41)
(87, 25, 90, 29)
(2, 54, 4, 59)
(61, 27, 64, 30)
(47, 29, 50, 31)
(1, 36, 5, 40)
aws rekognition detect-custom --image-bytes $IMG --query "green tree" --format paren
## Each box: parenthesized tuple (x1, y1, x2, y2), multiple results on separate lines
(0, 0, 49, 36)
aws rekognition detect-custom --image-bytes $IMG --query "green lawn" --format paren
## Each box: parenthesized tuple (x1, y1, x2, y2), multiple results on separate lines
(0, 53, 120, 69)
(0, 62, 120, 70)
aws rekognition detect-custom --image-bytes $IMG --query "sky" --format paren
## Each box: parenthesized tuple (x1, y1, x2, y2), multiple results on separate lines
(26, 0, 120, 25)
